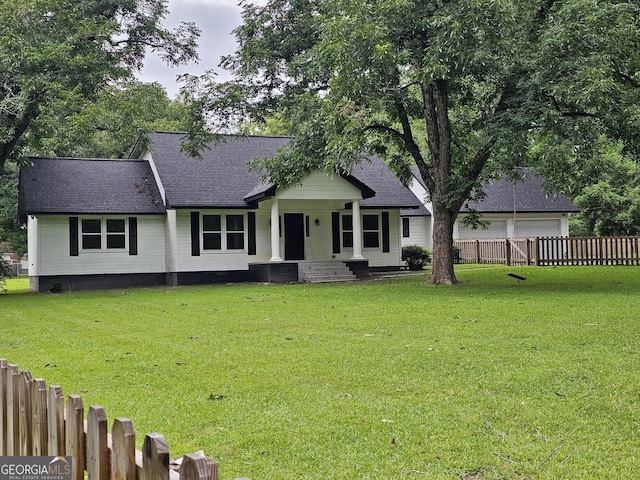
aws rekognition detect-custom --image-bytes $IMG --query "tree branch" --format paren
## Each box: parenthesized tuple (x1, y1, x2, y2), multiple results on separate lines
(421, 84, 440, 162)
(616, 71, 640, 89)
(0, 112, 32, 173)
(547, 93, 598, 118)
(394, 98, 436, 191)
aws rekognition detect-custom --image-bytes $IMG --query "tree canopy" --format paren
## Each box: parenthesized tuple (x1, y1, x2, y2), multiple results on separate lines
(0, 81, 192, 257)
(185, 0, 640, 284)
(0, 0, 200, 172)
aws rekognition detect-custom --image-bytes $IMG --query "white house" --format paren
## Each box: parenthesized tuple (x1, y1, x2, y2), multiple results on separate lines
(402, 167, 579, 250)
(19, 132, 422, 292)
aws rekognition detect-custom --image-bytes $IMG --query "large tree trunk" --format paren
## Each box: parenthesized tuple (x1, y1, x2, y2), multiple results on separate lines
(429, 201, 457, 285)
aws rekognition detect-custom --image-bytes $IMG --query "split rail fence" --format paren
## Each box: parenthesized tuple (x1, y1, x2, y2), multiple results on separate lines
(0, 359, 232, 480)
(454, 236, 640, 266)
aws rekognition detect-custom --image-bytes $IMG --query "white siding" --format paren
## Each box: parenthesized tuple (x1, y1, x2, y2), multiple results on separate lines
(276, 172, 362, 200)
(332, 209, 404, 267)
(408, 177, 429, 206)
(368, 210, 403, 267)
(454, 214, 567, 239)
(276, 200, 335, 260)
(514, 218, 562, 238)
(401, 216, 431, 249)
(33, 215, 166, 276)
(456, 219, 508, 239)
(175, 210, 255, 272)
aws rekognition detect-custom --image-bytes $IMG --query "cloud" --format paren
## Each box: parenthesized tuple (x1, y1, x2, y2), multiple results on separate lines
(138, 0, 244, 98)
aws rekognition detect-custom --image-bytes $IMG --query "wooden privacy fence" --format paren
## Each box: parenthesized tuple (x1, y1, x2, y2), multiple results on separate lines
(455, 238, 535, 266)
(0, 359, 223, 480)
(536, 236, 640, 266)
(455, 236, 640, 266)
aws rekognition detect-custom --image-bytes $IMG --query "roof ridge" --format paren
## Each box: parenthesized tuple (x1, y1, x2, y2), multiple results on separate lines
(28, 156, 147, 162)
(150, 130, 293, 140)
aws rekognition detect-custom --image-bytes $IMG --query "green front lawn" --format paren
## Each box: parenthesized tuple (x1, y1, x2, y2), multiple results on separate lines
(1, 267, 638, 479)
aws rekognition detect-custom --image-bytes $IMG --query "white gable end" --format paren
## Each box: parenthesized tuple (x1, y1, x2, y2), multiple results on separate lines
(276, 172, 363, 201)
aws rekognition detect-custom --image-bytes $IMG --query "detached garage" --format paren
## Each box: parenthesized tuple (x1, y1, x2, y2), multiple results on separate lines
(402, 168, 579, 250)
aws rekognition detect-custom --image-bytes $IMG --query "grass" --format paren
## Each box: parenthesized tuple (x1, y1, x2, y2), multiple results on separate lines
(1, 266, 639, 479)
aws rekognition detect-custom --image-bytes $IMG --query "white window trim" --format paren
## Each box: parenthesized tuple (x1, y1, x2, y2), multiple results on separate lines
(362, 213, 381, 249)
(341, 213, 353, 251)
(201, 213, 247, 253)
(340, 212, 383, 251)
(80, 217, 128, 253)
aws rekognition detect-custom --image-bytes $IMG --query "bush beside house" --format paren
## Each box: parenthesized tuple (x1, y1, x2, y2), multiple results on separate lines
(402, 245, 432, 270)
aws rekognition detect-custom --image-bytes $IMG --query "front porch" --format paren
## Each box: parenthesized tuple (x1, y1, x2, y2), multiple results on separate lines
(249, 259, 370, 283)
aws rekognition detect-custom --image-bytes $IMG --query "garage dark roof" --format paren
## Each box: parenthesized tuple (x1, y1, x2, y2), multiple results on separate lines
(146, 132, 421, 209)
(461, 173, 579, 213)
(19, 158, 165, 222)
(410, 167, 578, 213)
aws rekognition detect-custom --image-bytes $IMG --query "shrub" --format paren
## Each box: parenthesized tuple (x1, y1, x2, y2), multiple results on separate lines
(0, 258, 11, 293)
(452, 244, 461, 263)
(402, 245, 432, 270)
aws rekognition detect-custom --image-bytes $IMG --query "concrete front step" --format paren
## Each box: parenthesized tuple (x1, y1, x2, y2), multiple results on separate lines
(298, 262, 356, 283)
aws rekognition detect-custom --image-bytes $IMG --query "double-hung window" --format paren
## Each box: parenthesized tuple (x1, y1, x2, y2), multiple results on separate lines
(340, 213, 381, 249)
(342, 215, 353, 248)
(202, 215, 222, 250)
(362, 214, 380, 248)
(202, 214, 245, 251)
(81, 218, 126, 251)
(226, 215, 245, 250)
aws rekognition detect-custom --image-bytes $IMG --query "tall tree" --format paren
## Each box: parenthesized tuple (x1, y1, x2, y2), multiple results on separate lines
(0, 0, 200, 172)
(537, 136, 640, 236)
(0, 81, 192, 257)
(40, 81, 192, 158)
(185, 0, 640, 284)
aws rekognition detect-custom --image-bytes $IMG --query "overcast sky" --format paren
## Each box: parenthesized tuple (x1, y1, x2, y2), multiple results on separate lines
(137, 0, 249, 98)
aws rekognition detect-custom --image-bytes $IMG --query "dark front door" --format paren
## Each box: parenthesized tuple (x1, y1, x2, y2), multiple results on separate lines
(284, 213, 305, 260)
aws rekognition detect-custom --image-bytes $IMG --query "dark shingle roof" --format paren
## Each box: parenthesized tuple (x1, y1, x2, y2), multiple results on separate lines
(410, 167, 578, 213)
(146, 132, 422, 209)
(147, 133, 288, 208)
(461, 174, 579, 213)
(401, 206, 431, 217)
(19, 158, 166, 221)
(349, 158, 422, 209)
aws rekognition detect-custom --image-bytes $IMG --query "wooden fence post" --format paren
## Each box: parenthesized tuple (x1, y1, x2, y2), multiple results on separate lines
(505, 240, 511, 266)
(48, 385, 65, 456)
(32, 378, 48, 455)
(112, 418, 136, 480)
(6, 364, 19, 455)
(143, 433, 170, 480)
(87, 406, 109, 480)
(66, 395, 85, 480)
(0, 358, 7, 455)
(0, 362, 224, 480)
(19, 370, 33, 455)
(180, 453, 218, 480)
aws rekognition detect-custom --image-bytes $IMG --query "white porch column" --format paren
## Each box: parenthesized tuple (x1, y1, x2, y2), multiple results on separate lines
(270, 199, 282, 261)
(352, 200, 364, 259)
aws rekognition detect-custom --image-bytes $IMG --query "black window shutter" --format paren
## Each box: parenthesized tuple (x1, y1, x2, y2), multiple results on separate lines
(248, 212, 256, 255)
(402, 217, 410, 238)
(190, 212, 200, 256)
(129, 217, 138, 255)
(382, 212, 390, 253)
(69, 217, 79, 256)
(332, 212, 341, 254)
